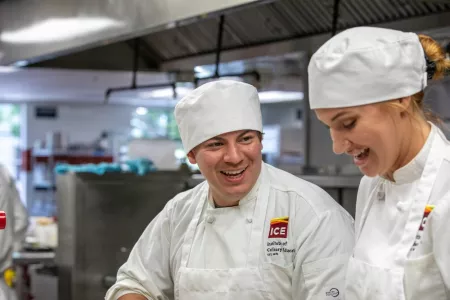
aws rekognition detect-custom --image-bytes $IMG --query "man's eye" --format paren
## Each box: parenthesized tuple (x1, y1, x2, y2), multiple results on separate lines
(241, 136, 254, 142)
(207, 142, 222, 148)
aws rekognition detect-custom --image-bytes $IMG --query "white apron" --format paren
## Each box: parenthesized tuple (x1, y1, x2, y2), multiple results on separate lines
(174, 169, 272, 300)
(345, 129, 448, 300)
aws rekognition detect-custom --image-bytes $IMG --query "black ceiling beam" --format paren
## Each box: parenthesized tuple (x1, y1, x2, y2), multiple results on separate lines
(193, 15, 261, 87)
(139, 38, 164, 64)
(214, 15, 226, 77)
(125, 38, 159, 70)
(132, 38, 140, 88)
(105, 37, 176, 103)
(331, 0, 341, 36)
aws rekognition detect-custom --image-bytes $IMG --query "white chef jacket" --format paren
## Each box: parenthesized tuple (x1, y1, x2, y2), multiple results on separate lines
(106, 162, 355, 300)
(347, 123, 450, 299)
(0, 164, 29, 300)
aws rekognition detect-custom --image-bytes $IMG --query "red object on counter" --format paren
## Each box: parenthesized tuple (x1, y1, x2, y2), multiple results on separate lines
(21, 148, 113, 172)
(0, 211, 6, 229)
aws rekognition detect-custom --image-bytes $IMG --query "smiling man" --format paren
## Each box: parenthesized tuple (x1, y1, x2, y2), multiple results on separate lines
(105, 80, 355, 300)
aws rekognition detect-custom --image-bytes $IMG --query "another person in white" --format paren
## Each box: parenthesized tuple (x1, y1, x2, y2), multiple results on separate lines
(106, 80, 355, 300)
(309, 26, 450, 299)
(0, 164, 29, 299)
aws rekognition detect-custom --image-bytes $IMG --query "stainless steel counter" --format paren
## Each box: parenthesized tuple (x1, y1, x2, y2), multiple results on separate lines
(13, 251, 55, 265)
(56, 171, 189, 300)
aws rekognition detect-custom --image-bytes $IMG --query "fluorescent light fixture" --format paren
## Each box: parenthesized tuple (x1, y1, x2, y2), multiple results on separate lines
(0, 66, 19, 73)
(194, 66, 212, 78)
(0, 18, 125, 44)
(13, 61, 28, 67)
(136, 107, 148, 116)
(139, 87, 193, 99)
(258, 91, 304, 103)
(141, 88, 174, 98)
(194, 66, 208, 73)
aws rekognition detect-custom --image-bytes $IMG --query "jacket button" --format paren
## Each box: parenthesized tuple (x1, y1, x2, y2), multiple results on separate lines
(246, 218, 253, 224)
(206, 216, 215, 224)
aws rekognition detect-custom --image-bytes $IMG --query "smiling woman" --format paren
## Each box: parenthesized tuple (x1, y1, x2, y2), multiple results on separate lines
(309, 26, 450, 300)
(315, 100, 429, 180)
(311, 30, 450, 180)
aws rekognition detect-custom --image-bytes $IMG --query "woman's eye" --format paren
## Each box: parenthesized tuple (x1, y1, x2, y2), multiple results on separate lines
(343, 120, 356, 129)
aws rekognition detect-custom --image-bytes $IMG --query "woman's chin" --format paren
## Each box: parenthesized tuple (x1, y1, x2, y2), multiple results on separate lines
(359, 165, 379, 177)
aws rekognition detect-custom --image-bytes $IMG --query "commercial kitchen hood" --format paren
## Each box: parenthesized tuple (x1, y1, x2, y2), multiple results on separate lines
(1, 0, 449, 70)
(0, 0, 263, 66)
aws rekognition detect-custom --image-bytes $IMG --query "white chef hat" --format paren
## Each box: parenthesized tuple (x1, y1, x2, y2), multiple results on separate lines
(174, 80, 263, 153)
(308, 26, 428, 109)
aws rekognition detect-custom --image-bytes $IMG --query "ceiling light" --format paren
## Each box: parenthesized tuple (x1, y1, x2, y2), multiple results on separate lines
(0, 66, 18, 73)
(136, 107, 148, 116)
(258, 91, 304, 103)
(194, 66, 212, 78)
(140, 88, 174, 98)
(194, 66, 208, 73)
(13, 61, 28, 67)
(139, 87, 193, 99)
(0, 18, 125, 44)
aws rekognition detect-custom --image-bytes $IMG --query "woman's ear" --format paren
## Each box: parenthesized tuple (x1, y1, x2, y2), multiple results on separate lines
(398, 96, 412, 118)
(398, 96, 412, 111)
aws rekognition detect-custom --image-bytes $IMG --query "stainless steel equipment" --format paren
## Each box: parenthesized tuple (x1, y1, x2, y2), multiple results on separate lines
(55, 171, 189, 300)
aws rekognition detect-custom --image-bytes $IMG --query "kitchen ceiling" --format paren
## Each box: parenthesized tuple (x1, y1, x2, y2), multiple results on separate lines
(21, 0, 450, 72)
(0, 0, 448, 106)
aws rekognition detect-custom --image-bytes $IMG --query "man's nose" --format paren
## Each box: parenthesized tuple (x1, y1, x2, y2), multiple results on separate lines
(223, 143, 244, 164)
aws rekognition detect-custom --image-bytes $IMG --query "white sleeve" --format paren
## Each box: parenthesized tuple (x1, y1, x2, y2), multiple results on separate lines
(432, 194, 450, 290)
(0, 165, 28, 257)
(293, 208, 355, 300)
(11, 179, 29, 251)
(105, 202, 173, 300)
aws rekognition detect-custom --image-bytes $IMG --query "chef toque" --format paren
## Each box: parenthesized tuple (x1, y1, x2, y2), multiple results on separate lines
(175, 80, 263, 153)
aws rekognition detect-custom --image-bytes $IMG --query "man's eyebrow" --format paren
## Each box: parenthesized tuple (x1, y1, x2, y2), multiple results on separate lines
(206, 136, 225, 142)
(237, 130, 252, 138)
